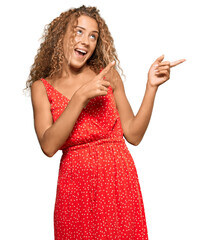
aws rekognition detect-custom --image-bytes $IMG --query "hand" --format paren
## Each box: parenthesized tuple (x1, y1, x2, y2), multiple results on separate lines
(74, 61, 115, 106)
(147, 55, 186, 89)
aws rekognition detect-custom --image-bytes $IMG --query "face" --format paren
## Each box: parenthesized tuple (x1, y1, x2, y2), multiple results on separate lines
(63, 15, 99, 70)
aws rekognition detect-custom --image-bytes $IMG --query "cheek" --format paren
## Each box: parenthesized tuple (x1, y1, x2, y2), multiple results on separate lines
(64, 46, 72, 60)
(74, 36, 80, 43)
(63, 40, 72, 57)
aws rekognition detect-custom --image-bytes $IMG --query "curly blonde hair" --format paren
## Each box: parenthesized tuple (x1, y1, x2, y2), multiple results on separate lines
(24, 5, 124, 94)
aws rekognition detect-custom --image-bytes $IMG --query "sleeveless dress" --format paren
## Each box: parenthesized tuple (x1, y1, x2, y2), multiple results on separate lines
(41, 78, 148, 240)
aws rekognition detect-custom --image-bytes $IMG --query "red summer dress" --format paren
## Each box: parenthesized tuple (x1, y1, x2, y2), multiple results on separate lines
(41, 78, 148, 240)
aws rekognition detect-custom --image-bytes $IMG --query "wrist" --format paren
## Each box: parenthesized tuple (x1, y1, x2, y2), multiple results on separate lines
(72, 91, 88, 108)
(146, 81, 158, 93)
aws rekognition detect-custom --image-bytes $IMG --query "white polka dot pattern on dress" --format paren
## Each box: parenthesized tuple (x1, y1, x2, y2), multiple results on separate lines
(41, 78, 148, 240)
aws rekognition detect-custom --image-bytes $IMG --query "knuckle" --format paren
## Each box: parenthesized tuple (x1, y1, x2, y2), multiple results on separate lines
(98, 79, 103, 84)
(96, 83, 101, 89)
(103, 68, 108, 74)
(104, 80, 110, 85)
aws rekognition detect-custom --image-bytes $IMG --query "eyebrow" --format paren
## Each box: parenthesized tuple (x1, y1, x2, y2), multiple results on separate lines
(76, 25, 99, 34)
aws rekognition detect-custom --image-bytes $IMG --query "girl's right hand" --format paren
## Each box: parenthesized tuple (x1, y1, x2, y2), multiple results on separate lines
(75, 61, 115, 107)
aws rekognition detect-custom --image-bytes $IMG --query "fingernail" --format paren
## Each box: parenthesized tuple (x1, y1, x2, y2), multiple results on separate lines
(154, 64, 158, 67)
(112, 60, 115, 64)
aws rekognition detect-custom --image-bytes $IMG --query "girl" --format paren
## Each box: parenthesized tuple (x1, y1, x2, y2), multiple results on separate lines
(26, 5, 185, 240)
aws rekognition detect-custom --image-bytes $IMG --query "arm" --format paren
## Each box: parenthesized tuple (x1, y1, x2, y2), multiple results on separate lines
(31, 62, 115, 157)
(113, 71, 156, 146)
(113, 55, 186, 146)
(126, 84, 157, 145)
(126, 83, 158, 146)
(31, 80, 85, 157)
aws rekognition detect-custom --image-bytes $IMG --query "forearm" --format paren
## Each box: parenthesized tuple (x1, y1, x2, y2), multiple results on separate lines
(41, 94, 85, 157)
(129, 82, 158, 145)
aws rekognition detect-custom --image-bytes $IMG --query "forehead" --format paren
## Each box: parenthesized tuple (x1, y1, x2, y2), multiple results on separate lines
(76, 15, 99, 32)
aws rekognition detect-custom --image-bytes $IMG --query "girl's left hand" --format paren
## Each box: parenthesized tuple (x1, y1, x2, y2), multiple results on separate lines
(147, 55, 186, 89)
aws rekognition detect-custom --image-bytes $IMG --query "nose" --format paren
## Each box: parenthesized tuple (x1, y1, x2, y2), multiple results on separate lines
(81, 34, 89, 45)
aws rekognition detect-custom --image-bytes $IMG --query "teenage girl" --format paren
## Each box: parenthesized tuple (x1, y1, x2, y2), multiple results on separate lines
(26, 5, 185, 240)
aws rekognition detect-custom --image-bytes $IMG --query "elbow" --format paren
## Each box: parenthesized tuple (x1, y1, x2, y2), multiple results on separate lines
(45, 151, 55, 158)
(42, 148, 54, 158)
(133, 138, 142, 146)
(39, 132, 57, 157)
(125, 124, 144, 146)
(41, 145, 56, 158)
(129, 135, 144, 146)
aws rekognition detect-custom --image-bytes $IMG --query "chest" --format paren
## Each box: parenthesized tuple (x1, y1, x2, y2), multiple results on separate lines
(46, 73, 115, 101)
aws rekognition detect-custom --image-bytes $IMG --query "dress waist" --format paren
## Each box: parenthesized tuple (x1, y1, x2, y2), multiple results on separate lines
(62, 137, 125, 155)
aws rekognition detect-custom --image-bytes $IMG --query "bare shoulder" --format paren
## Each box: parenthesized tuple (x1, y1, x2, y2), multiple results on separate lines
(111, 69, 133, 117)
(110, 69, 125, 100)
(103, 68, 126, 109)
(44, 76, 56, 85)
(31, 79, 45, 94)
(105, 68, 120, 92)
(31, 79, 50, 109)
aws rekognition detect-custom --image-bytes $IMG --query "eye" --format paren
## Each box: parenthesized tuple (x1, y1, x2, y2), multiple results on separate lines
(76, 29, 82, 35)
(90, 34, 97, 40)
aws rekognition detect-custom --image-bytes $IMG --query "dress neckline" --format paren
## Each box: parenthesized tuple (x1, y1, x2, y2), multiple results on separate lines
(41, 78, 112, 102)
(41, 78, 71, 101)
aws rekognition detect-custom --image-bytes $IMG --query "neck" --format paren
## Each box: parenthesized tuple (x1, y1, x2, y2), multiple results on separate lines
(60, 59, 89, 79)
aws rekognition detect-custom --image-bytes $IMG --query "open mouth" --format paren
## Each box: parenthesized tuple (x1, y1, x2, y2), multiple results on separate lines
(74, 48, 87, 57)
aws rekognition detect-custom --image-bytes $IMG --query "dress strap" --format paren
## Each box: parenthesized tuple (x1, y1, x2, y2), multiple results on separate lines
(40, 78, 53, 103)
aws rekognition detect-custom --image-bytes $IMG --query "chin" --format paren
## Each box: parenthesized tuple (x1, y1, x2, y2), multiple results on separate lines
(69, 61, 87, 71)
(70, 57, 92, 70)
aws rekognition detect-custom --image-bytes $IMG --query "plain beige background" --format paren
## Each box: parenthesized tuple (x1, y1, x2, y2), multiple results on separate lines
(0, 0, 207, 239)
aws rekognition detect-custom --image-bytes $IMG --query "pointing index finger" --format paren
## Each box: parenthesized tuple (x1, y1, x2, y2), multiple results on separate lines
(170, 59, 186, 68)
(99, 61, 115, 78)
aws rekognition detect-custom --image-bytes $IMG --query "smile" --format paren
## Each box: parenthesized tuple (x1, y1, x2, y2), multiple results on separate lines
(74, 48, 88, 57)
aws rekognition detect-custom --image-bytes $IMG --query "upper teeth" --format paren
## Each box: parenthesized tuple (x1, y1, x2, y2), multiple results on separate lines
(76, 49, 86, 54)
